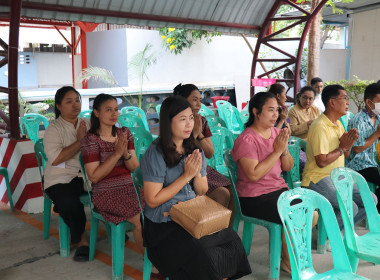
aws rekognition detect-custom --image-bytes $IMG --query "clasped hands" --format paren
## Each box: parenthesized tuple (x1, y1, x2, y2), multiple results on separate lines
(184, 149, 202, 179)
(339, 128, 359, 152)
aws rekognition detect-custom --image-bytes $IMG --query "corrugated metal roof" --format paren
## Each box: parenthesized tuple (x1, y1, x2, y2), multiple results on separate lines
(0, 0, 277, 34)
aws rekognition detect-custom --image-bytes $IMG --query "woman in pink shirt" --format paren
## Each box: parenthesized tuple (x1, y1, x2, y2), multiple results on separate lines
(232, 91, 293, 273)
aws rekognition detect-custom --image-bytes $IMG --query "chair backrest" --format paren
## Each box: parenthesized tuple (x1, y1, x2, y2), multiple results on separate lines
(78, 154, 94, 209)
(34, 139, 47, 178)
(289, 136, 307, 151)
(79, 110, 92, 119)
(223, 150, 244, 219)
(218, 104, 243, 133)
(131, 167, 145, 222)
(198, 104, 215, 117)
(239, 111, 249, 126)
(118, 113, 146, 130)
(209, 127, 234, 169)
(215, 100, 231, 118)
(155, 104, 161, 119)
(205, 116, 227, 129)
(120, 106, 149, 131)
(331, 167, 380, 250)
(339, 111, 354, 132)
(285, 143, 301, 189)
(128, 127, 154, 162)
(277, 187, 353, 279)
(21, 114, 49, 143)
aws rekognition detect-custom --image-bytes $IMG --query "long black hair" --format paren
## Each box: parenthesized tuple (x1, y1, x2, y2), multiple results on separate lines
(54, 86, 81, 119)
(88, 93, 118, 136)
(245, 92, 277, 128)
(159, 96, 199, 167)
(173, 83, 199, 99)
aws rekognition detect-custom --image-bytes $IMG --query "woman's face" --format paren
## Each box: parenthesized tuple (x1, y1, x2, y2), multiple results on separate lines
(94, 99, 119, 127)
(277, 89, 287, 106)
(254, 98, 279, 128)
(299, 90, 315, 109)
(171, 107, 194, 141)
(186, 90, 202, 114)
(56, 90, 81, 120)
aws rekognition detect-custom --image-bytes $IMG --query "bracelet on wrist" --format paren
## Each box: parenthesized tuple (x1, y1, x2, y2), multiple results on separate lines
(337, 147, 344, 156)
(281, 150, 289, 157)
(123, 152, 132, 161)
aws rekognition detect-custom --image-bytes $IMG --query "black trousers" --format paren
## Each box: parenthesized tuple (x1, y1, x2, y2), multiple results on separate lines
(45, 177, 86, 243)
(357, 167, 380, 212)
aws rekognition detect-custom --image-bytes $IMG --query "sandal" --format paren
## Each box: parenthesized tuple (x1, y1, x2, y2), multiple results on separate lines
(73, 245, 89, 262)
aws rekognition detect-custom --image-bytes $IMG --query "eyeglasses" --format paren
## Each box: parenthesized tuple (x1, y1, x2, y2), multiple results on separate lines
(301, 96, 314, 101)
(332, 96, 349, 101)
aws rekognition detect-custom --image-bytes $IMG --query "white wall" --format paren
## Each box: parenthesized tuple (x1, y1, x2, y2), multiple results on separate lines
(319, 49, 348, 82)
(349, 8, 380, 81)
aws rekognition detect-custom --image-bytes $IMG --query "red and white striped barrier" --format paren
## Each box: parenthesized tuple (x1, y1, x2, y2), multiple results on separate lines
(0, 137, 43, 213)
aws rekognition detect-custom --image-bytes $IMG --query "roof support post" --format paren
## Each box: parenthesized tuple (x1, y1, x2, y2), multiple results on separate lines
(250, 0, 328, 98)
(8, 0, 21, 139)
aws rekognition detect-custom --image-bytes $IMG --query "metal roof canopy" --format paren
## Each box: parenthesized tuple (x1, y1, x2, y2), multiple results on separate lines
(0, 0, 331, 139)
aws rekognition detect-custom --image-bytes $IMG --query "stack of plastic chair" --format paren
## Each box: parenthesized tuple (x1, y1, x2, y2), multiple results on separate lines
(223, 150, 282, 280)
(79, 154, 135, 280)
(239, 111, 249, 126)
(0, 167, 14, 210)
(198, 103, 215, 117)
(205, 115, 227, 129)
(218, 103, 244, 138)
(118, 113, 146, 130)
(277, 187, 369, 280)
(209, 127, 234, 177)
(339, 111, 354, 132)
(79, 110, 92, 119)
(128, 127, 153, 163)
(132, 167, 169, 280)
(215, 100, 231, 118)
(121, 106, 150, 132)
(20, 113, 49, 143)
(331, 167, 380, 272)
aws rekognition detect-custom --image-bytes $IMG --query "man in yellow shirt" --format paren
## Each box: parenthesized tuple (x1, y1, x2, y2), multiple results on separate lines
(302, 84, 376, 230)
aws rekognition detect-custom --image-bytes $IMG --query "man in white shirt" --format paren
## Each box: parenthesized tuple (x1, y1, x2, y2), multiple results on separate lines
(311, 77, 325, 113)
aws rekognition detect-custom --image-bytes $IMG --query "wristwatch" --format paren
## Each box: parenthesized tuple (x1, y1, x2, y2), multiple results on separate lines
(123, 152, 132, 161)
(337, 147, 344, 156)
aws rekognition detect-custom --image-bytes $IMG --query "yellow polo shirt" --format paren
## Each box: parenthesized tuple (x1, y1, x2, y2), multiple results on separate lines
(302, 113, 345, 186)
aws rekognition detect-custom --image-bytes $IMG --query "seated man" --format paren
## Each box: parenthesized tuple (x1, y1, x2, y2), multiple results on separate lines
(311, 77, 325, 113)
(302, 84, 377, 230)
(348, 83, 380, 212)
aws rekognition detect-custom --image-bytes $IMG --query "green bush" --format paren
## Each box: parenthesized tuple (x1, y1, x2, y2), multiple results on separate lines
(325, 76, 375, 112)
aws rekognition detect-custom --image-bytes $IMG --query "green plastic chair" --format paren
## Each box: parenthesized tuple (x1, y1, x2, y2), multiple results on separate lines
(0, 167, 14, 211)
(223, 150, 282, 280)
(239, 111, 249, 126)
(339, 111, 354, 132)
(218, 104, 244, 137)
(132, 168, 169, 280)
(155, 104, 161, 119)
(118, 113, 146, 129)
(209, 127, 234, 177)
(277, 187, 368, 280)
(285, 143, 302, 189)
(215, 100, 231, 116)
(20, 113, 49, 143)
(331, 167, 380, 272)
(79, 110, 92, 119)
(205, 115, 227, 129)
(121, 106, 150, 132)
(198, 104, 215, 117)
(128, 127, 153, 163)
(79, 154, 135, 280)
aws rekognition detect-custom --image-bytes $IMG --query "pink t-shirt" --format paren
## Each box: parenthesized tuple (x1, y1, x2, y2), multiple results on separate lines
(232, 127, 288, 197)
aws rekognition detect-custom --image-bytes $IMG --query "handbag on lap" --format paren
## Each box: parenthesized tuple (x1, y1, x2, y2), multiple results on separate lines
(169, 195, 232, 239)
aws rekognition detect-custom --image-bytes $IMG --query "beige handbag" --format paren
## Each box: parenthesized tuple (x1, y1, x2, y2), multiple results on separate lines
(169, 195, 232, 239)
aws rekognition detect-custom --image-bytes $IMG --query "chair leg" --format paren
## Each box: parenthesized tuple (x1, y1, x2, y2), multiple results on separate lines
(233, 217, 240, 232)
(143, 248, 152, 280)
(59, 216, 70, 257)
(43, 198, 52, 240)
(348, 253, 360, 273)
(317, 214, 327, 254)
(4, 172, 14, 211)
(89, 215, 99, 261)
(111, 221, 126, 280)
(106, 223, 112, 244)
(242, 222, 255, 255)
(268, 224, 282, 280)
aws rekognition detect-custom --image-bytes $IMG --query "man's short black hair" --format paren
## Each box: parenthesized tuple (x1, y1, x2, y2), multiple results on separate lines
(322, 84, 345, 108)
(364, 83, 380, 101)
(311, 77, 323, 86)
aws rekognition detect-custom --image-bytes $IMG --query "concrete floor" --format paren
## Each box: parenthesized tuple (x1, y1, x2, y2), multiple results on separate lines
(1, 205, 379, 280)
